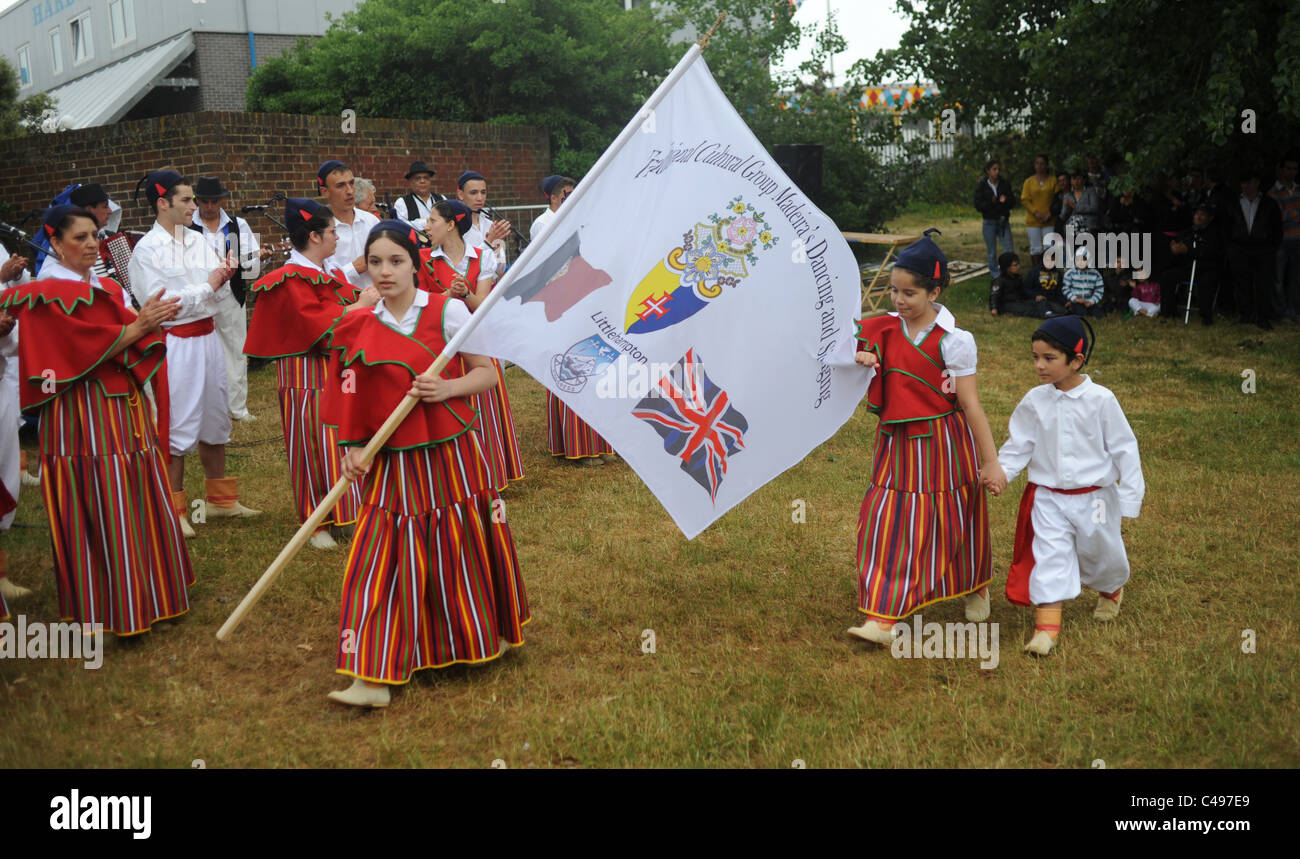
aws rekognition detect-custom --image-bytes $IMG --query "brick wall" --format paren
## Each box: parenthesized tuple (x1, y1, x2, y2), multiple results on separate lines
(193, 33, 306, 112)
(0, 111, 551, 238)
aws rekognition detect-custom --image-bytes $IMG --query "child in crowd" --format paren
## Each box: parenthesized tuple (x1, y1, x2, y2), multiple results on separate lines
(1063, 247, 1107, 316)
(1126, 269, 1161, 317)
(847, 229, 1003, 645)
(994, 316, 1144, 655)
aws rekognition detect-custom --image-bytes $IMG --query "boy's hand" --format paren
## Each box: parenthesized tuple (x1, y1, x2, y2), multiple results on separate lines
(854, 351, 879, 369)
(980, 463, 1008, 496)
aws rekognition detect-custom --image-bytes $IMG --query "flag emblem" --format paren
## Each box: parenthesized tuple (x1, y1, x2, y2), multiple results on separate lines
(501, 231, 613, 321)
(550, 335, 622, 394)
(623, 196, 778, 335)
(632, 349, 748, 502)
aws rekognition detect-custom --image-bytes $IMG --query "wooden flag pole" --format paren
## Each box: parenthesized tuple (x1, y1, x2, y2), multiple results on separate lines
(217, 24, 728, 642)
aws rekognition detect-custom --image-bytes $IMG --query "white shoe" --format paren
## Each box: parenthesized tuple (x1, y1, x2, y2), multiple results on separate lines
(0, 578, 33, 600)
(203, 500, 262, 519)
(309, 529, 338, 549)
(847, 620, 897, 645)
(178, 516, 197, 539)
(20, 471, 40, 488)
(327, 678, 390, 709)
(964, 590, 990, 622)
(1024, 630, 1056, 655)
(1094, 590, 1123, 621)
(231, 412, 257, 423)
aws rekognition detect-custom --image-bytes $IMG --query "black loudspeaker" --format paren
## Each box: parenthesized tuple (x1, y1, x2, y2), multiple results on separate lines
(772, 143, 824, 207)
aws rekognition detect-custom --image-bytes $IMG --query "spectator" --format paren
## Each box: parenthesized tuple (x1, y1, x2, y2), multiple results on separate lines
(392, 160, 437, 228)
(973, 158, 1016, 279)
(1050, 170, 1071, 236)
(1061, 171, 1104, 233)
(1126, 269, 1161, 317)
(1268, 151, 1300, 322)
(1152, 172, 1190, 232)
(1063, 247, 1106, 317)
(1227, 166, 1283, 329)
(1159, 202, 1225, 325)
(1086, 153, 1112, 206)
(1020, 155, 1057, 268)
(354, 177, 381, 218)
(1023, 239, 1068, 317)
(1108, 187, 1153, 231)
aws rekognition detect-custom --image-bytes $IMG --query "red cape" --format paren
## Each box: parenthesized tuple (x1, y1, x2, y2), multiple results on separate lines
(244, 264, 360, 358)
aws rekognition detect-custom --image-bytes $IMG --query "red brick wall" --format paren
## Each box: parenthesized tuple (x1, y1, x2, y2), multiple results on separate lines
(0, 111, 551, 235)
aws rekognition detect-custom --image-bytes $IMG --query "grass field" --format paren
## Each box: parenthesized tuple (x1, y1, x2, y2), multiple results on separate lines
(2, 206, 1297, 768)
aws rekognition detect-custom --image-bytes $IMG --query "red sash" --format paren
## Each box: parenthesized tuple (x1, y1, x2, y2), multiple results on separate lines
(1006, 482, 1101, 606)
(166, 318, 215, 338)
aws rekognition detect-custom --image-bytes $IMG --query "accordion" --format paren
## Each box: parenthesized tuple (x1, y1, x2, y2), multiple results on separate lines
(99, 231, 145, 307)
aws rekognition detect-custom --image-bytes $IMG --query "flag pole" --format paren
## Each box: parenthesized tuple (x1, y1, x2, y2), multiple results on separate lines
(216, 15, 728, 641)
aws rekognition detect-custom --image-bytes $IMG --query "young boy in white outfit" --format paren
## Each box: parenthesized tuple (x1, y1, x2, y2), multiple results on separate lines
(992, 315, 1144, 655)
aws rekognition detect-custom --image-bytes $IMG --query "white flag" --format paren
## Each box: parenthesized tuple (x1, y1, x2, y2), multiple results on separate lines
(465, 50, 868, 538)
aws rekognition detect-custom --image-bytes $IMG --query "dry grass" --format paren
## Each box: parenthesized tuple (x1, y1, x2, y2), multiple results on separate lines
(1, 207, 1297, 768)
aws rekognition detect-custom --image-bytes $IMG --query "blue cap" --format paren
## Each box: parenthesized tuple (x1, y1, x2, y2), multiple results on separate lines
(134, 169, 184, 207)
(1034, 315, 1094, 363)
(541, 175, 564, 197)
(369, 219, 423, 248)
(440, 199, 473, 236)
(285, 197, 329, 234)
(42, 203, 83, 237)
(317, 160, 347, 190)
(894, 228, 948, 282)
(458, 170, 485, 188)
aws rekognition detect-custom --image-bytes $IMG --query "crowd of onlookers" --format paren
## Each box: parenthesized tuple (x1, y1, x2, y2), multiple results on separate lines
(973, 152, 1299, 329)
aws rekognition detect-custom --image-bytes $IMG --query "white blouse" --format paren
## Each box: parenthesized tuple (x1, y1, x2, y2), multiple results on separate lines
(889, 302, 977, 376)
(373, 288, 470, 341)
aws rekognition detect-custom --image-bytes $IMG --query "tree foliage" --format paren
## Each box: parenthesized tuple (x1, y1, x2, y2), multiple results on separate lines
(855, 0, 1300, 185)
(246, 0, 673, 177)
(0, 57, 56, 139)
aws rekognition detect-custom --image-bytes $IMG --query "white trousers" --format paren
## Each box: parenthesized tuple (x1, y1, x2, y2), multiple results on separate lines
(213, 289, 249, 417)
(166, 329, 231, 456)
(1027, 484, 1130, 604)
(1128, 298, 1160, 316)
(1, 356, 18, 531)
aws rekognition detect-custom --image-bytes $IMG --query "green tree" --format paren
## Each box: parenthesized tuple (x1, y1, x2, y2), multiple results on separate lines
(0, 57, 55, 139)
(855, 0, 1300, 187)
(246, 0, 674, 177)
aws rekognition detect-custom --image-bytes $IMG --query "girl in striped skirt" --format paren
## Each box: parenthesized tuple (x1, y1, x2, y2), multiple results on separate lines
(419, 200, 524, 490)
(244, 198, 373, 549)
(322, 220, 528, 708)
(1, 205, 194, 636)
(847, 230, 1006, 645)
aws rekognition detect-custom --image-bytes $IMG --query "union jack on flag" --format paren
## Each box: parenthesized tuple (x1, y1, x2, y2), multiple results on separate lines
(632, 349, 749, 502)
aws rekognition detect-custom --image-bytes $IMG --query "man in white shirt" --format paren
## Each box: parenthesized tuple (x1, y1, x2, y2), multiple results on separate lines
(458, 170, 510, 279)
(191, 176, 261, 423)
(392, 160, 437, 229)
(530, 175, 575, 242)
(318, 160, 381, 289)
(127, 170, 260, 536)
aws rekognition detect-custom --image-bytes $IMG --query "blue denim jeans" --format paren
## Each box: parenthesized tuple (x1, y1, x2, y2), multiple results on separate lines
(983, 218, 1014, 277)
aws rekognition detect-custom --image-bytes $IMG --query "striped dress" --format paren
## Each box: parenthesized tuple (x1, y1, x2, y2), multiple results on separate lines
(547, 392, 614, 458)
(3, 278, 194, 635)
(855, 309, 991, 620)
(324, 290, 529, 685)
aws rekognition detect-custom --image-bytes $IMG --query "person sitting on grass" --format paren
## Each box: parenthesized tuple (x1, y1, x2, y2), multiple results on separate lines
(993, 315, 1144, 656)
(990, 252, 1044, 318)
(1063, 247, 1107, 317)
(1126, 269, 1161, 317)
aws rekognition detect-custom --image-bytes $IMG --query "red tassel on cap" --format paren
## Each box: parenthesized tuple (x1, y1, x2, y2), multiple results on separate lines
(933, 260, 941, 278)
(455, 213, 465, 221)
(44, 224, 54, 236)
(408, 229, 417, 244)
(153, 182, 167, 195)
(298, 208, 313, 222)
(1074, 337, 1084, 354)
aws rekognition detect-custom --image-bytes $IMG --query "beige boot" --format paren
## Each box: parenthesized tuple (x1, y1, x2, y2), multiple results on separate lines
(1094, 588, 1123, 621)
(203, 477, 262, 519)
(171, 491, 196, 539)
(847, 619, 897, 645)
(309, 528, 338, 549)
(964, 589, 990, 622)
(327, 678, 391, 709)
(1024, 630, 1056, 655)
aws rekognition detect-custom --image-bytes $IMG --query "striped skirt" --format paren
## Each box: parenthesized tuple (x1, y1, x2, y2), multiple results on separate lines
(39, 381, 194, 635)
(277, 355, 361, 526)
(336, 431, 529, 684)
(546, 391, 613, 458)
(472, 359, 525, 491)
(856, 411, 991, 620)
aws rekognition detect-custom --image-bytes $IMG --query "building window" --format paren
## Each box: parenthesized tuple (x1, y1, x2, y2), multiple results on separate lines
(49, 28, 63, 75)
(109, 0, 136, 48)
(16, 44, 31, 87)
(71, 13, 94, 65)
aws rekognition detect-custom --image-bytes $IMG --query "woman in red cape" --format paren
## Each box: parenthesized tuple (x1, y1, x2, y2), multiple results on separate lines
(321, 220, 528, 708)
(0, 206, 193, 636)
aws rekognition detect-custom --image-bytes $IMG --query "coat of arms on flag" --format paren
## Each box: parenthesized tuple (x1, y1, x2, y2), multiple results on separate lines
(632, 349, 748, 502)
(623, 196, 778, 335)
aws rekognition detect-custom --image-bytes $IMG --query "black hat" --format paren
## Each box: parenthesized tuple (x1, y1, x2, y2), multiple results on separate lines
(457, 170, 485, 188)
(317, 160, 347, 190)
(194, 176, 231, 199)
(894, 228, 948, 282)
(1034, 315, 1095, 364)
(285, 197, 329, 234)
(541, 175, 565, 197)
(370, 218, 423, 248)
(42, 203, 83, 237)
(68, 183, 108, 207)
(405, 160, 435, 179)
(133, 169, 185, 207)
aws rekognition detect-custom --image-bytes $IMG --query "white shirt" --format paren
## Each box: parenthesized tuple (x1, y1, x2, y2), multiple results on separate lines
(39, 259, 94, 285)
(192, 208, 261, 282)
(127, 221, 226, 326)
(425, 243, 489, 282)
(1239, 194, 1261, 234)
(997, 374, 1144, 517)
(325, 207, 381, 289)
(465, 212, 507, 278)
(530, 207, 558, 241)
(0, 245, 31, 289)
(287, 248, 326, 274)
(393, 193, 435, 228)
(887, 303, 978, 376)
(373, 288, 470, 340)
